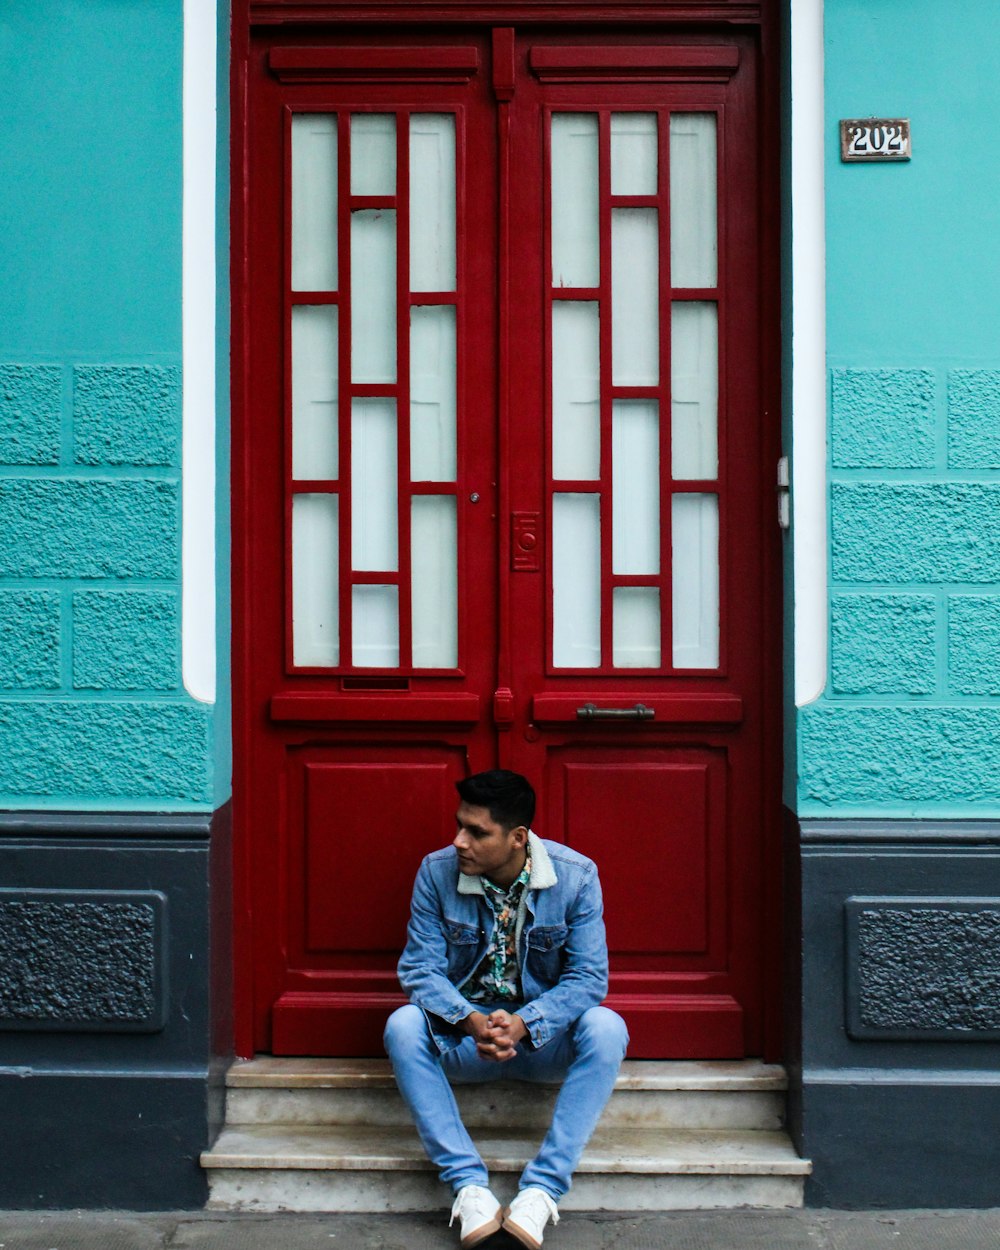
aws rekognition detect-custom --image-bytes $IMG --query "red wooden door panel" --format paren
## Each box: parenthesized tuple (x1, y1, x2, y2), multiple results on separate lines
(501, 32, 772, 1056)
(235, 23, 780, 1059)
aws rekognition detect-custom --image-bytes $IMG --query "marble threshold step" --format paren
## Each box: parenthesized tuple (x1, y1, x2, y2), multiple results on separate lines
(222, 1057, 789, 1131)
(203, 1058, 809, 1212)
(202, 1122, 810, 1212)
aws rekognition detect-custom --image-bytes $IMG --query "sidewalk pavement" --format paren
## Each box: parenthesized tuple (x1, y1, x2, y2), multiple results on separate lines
(2, 1210, 1000, 1250)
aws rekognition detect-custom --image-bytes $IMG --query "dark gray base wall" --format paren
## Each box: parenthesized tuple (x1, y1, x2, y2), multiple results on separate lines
(0, 808, 233, 1209)
(0, 1072, 211, 1209)
(786, 816, 1000, 1209)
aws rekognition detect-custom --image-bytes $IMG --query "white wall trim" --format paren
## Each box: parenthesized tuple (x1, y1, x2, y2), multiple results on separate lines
(182, 0, 218, 704)
(791, 0, 828, 707)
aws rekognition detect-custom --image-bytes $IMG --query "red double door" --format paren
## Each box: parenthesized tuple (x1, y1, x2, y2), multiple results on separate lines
(236, 22, 780, 1059)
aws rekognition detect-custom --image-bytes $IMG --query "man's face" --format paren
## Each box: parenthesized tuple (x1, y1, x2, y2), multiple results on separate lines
(453, 800, 527, 885)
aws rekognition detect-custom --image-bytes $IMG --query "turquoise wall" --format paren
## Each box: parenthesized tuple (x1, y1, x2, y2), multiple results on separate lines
(0, 1, 214, 809)
(798, 0, 1000, 814)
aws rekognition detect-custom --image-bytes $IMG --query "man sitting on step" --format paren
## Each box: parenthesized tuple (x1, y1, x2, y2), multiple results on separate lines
(384, 769, 628, 1249)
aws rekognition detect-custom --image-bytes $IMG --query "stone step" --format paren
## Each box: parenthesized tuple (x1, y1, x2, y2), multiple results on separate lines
(224, 1058, 788, 1131)
(202, 1122, 810, 1213)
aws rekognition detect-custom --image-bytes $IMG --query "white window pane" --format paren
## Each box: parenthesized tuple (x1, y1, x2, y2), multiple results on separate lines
(551, 114, 600, 289)
(351, 399, 398, 571)
(292, 306, 339, 480)
(612, 400, 660, 574)
(292, 115, 338, 291)
(293, 494, 339, 666)
(552, 302, 601, 481)
(411, 496, 457, 668)
(352, 585, 399, 667)
(410, 114, 456, 293)
(672, 302, 718, 480)
(552, 493, 601, 668)
(611, 113, 658, 195)
(410, 305, 456, 482)
(351, 209, 397, 383)
(612, 209, 659, 386)
(613, 587, 660, 668)
(350, 114, 396, 196)
(672, 493, 719, 668)
(670, 114, 717, 288)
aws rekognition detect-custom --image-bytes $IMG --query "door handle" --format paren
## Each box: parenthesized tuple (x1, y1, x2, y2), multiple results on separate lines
(576, 702, 655, 721)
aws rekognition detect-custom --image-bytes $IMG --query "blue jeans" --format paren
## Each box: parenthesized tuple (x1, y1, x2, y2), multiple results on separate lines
(383, 1003, 628, 1201)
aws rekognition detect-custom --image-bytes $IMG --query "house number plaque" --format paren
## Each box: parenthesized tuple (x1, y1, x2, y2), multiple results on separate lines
(840, 118, 911, 162)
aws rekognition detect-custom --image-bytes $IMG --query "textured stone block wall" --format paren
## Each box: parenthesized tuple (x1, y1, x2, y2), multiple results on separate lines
(801, 369, 1000, 811)
(0, 364, 209, 805)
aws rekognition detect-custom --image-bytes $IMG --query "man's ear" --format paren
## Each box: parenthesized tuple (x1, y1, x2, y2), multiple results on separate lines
(510, 824, 528, 848)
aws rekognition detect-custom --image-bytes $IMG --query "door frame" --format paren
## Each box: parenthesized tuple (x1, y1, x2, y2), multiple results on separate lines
(229, 0, 784, 1061)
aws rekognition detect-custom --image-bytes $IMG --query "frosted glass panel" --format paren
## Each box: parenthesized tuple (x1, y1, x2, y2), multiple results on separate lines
(292, 115, 338, 291)
(552, 493, 601, 668)
(670, 114, 718, 288)
(672, 302, 718, 480)
(612, 209, 659, 386)
(551, 114, 600, 289)
(612, 401, 660, 574)
(351, 400, 398, 571)
(672, 493, 719, 668)
(292, 306, 339, 481)
(352, 585, 399, 667)
(611, 113, 658, 195)
(411, 496, 457, 668)
(552, 302, 601, 481)
(410, 305, 456, 482)
(613, 587, 660, 668)
(292, 494, 339, 666)
(410, 115, 456, 292)
(351, 210, 397, 383)
(350, 114, 396, 195)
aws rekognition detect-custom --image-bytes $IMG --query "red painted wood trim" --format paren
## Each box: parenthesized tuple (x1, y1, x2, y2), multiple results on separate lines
(491, 27, 516, 101)
(269, 692, 481, 722)
(253, 3, 762, 26)
(600, 112, 617, 667)
(269, 45, 482, 83)
(272, 991, 406, 1057)
(604, 993, 744, 1060)
(230, 0, 255, 1060)
(531, 692, 743, 724)
(275, 989, 404, 1009)
(530, 45, 741, 82)
(494, 83, 513, 764)
(397, 114, 414, 668)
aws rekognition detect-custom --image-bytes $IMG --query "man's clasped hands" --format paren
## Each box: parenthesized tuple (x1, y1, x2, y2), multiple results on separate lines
(464, 1008, 528, 1061)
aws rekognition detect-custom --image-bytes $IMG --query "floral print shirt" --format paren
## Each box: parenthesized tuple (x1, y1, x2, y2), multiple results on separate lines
(462, 854, 532, 1004)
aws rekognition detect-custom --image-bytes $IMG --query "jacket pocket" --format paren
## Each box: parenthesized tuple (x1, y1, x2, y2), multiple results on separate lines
(444, 919, 481, 982)
(525, 923, 569, 984)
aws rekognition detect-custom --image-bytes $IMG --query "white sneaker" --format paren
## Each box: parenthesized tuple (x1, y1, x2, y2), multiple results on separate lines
(503, 1187, 560, 1249)
(449, 1184, 502, 1248)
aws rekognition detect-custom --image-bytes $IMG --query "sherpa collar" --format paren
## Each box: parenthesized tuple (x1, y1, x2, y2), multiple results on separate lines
(456, 830, 558, 895)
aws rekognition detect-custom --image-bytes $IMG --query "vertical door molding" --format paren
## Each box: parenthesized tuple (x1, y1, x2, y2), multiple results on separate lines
(492, 27, 516, 745)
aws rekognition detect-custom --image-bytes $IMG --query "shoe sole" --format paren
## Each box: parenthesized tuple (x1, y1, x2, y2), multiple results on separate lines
(502, 1213, 543, 1250)
(461, 1208, 503, 1248)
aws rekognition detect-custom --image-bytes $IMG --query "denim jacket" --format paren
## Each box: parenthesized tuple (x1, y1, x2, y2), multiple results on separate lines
(397, 832, 609, 1053)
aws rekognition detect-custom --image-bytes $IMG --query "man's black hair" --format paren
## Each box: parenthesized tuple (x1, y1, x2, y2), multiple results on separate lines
(456, 769, 535, 832)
